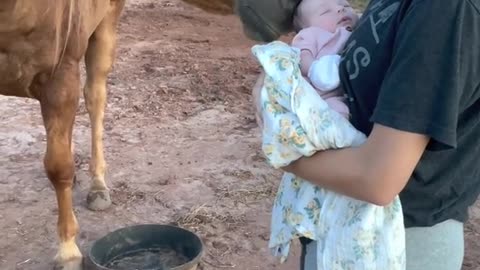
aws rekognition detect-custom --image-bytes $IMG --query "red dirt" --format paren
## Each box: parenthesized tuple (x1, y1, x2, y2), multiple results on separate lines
(0, 1, 479, 269)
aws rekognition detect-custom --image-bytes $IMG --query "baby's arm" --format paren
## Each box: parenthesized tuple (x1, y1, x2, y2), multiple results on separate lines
(292, 30, 340, 91)
(299, 49, 315, 76)
(292, 32, 316, 76)
(308, 54, 341, 92)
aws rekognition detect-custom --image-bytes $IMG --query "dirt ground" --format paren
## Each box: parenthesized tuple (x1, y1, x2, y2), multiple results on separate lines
(0, 1, 479, 269)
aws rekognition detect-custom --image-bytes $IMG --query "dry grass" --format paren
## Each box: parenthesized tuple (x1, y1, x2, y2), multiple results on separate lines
(173, 204, 247, 230)
(215, 182, 276, 204)
(173, 181, 276, 230)
(172, 204, 245, 269)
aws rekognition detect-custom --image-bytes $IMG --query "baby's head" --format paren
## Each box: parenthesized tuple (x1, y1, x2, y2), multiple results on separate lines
(293, 0, 359, 33)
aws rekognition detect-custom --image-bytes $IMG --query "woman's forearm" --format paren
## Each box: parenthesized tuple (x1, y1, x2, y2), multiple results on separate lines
(287, 146, 383, 204)
(284, 124, 429, 205)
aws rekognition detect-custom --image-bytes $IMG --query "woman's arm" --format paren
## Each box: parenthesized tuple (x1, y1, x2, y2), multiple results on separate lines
(284, 124, 429, 206)
(251, 62, 428, 206)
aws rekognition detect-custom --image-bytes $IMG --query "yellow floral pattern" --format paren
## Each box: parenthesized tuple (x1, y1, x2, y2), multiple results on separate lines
(251, 41, 406, 270)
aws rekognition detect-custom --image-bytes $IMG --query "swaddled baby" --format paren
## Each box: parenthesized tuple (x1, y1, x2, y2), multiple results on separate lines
(291, 0, 359, 119)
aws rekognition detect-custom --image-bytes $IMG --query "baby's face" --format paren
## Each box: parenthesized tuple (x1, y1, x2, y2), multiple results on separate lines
(300, 0, 359, 32)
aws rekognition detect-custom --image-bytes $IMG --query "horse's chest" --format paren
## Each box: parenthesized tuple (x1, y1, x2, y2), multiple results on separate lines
(0, 35, 56, 98)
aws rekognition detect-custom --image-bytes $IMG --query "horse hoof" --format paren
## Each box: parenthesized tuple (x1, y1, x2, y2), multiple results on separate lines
(86, 189, 112, 211)
(53, 259, 83, 270)
(53, 253, 83, 270)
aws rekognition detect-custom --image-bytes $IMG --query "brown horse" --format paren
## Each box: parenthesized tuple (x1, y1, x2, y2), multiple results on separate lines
(0, 0, 242, 268)
(0, 0, 125, 269)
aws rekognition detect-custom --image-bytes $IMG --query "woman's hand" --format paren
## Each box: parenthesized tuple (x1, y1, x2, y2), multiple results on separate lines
(252, 71, 265, 129)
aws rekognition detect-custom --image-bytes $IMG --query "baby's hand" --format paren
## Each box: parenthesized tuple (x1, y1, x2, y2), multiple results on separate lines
(308, 55, 341, 92)
(299, 50, 315, 76)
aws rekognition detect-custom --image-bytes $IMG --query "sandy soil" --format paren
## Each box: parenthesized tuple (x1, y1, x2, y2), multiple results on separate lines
(0, 1, 479, 269)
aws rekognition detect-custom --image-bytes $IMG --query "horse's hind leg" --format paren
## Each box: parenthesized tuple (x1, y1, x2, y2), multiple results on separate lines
(84, 0, 125, 211)
(40, 61, 82, 270)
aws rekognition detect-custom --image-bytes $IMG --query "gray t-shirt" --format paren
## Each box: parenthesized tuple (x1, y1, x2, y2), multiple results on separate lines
(339, 0, 480, 227)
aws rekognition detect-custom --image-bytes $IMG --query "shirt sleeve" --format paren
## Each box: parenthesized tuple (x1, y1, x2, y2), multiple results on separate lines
(370, 0, 480, 150)
(291, 29, 318, 55)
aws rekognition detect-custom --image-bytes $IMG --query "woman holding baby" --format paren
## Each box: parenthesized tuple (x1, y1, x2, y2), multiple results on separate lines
(236, 0, 480, 269)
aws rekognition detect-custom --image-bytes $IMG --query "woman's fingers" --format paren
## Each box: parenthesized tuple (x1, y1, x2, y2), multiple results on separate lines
(252, 71, 265, 129)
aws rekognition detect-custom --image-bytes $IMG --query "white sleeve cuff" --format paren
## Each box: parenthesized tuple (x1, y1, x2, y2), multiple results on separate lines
(307, 54, 341, 92)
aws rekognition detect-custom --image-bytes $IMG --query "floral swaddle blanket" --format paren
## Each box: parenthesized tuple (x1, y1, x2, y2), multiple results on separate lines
(251, 41, 406, 270)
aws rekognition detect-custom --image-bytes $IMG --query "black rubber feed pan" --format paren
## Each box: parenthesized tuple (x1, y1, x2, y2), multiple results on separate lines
(87, 224, 203, 270)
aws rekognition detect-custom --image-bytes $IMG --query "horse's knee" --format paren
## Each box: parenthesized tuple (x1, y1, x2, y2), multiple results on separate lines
(44, 148, 75, 187)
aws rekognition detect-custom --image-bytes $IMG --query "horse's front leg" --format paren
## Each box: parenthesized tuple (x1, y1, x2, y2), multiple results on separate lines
(40, 60, 82, 270)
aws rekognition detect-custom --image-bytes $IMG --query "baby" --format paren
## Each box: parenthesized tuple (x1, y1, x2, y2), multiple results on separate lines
(291, 0, 359, 119)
